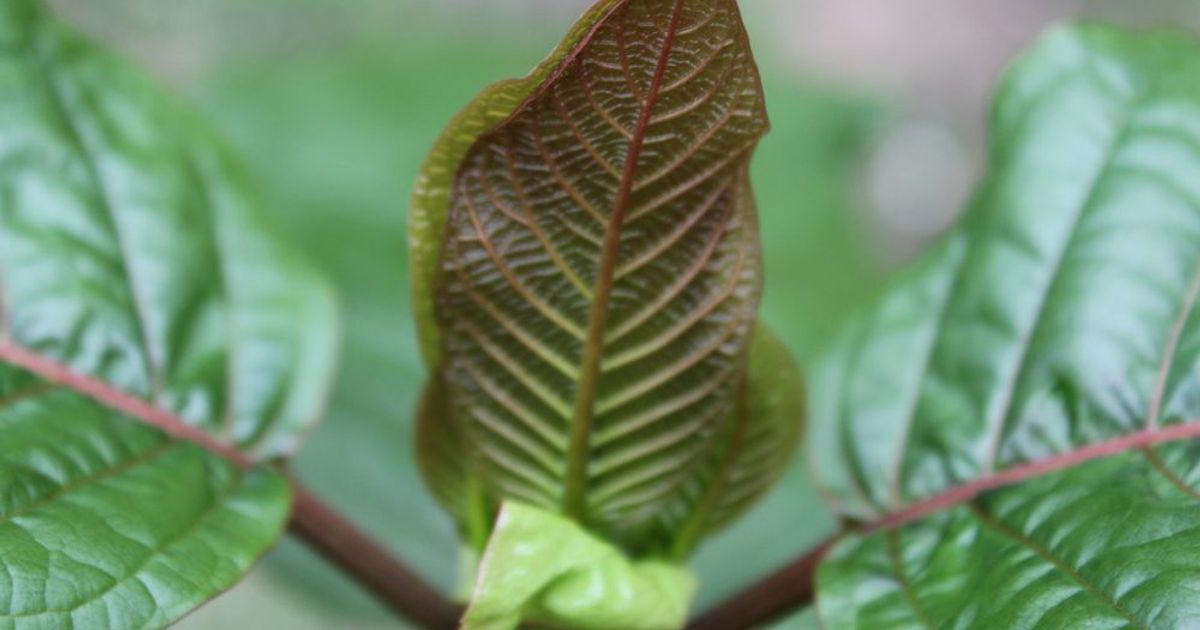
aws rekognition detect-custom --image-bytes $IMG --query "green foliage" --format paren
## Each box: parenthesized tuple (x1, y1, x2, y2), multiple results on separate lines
(0, 0, 336, 625)
(43, 1, 1200, 629)
(461, 502, 695, 630)
(810, 23, 1200, 627)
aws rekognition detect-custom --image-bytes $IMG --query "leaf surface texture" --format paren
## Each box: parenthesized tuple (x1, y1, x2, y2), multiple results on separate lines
(0, 1, 337, 624)
(809, 24, 1200, 628)
(413, 0, 799, 552)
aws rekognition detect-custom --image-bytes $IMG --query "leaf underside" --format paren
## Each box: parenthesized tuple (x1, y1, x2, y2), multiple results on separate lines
(0, 1, 337, 625)
(809, 24, 1200, 627)
(413, 0, 802, 555)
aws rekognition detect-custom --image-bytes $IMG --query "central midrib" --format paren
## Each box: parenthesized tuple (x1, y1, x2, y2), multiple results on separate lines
(561, 0, 689, 521)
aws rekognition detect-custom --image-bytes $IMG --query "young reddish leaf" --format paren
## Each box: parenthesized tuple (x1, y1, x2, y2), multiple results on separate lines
(667, 324, 806, 558)
(412, 0, 798, 553)
(415, 373, 493, 549)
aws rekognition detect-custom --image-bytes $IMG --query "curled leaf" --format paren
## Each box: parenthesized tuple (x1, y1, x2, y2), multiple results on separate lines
(411, 0, 796, 555)
(461, 502, 696, 630)
(666, 324, 806, 557)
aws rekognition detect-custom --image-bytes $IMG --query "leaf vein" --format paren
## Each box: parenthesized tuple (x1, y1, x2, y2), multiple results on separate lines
(459, 178, 585, 340)
(967, 502, 1148, 629)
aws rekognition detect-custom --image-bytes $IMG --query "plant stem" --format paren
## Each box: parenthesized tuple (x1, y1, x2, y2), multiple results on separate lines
(685, 535, 839, 630)
(288, 483, 463, 629)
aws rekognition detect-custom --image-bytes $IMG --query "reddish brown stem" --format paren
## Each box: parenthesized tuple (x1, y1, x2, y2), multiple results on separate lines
(288, 483, 463, 630)
(687, 536, 839, 630)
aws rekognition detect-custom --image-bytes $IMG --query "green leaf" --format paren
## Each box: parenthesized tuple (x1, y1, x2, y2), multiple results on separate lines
(0, 0, 337, 625)
(413, 0, 798, 554)
(461, 501, 696, 630)
(809, 23, 1200, 627)
(415, 372, 492, 549)
(0, 381, 293, 628)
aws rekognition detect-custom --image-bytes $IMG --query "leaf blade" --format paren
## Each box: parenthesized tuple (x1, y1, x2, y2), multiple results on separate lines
(810, 22, 1200, 627)
(462, 501, 696, 630)
(669, 323, 806, 557)
(0, 0, 337, 459)
(819, 450, 1200, 628)
(408, 0, 626, 369)
(0, 0, 336, 624)
(0, 376, 292, 627)
(422, 0, 770, 547)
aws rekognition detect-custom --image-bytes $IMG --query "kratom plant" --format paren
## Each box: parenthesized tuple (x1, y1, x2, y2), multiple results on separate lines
(1, 0, 1199, 628)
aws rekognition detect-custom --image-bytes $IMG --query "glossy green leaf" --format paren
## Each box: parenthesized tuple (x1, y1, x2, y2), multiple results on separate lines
(0, 378, 293, 628)
(0, 0, 337, 625)
(412, 0, 798, 555)
(809, 23, 1200, 627)
(461, 501, 696, 630)
(819, 450, 1200, 628)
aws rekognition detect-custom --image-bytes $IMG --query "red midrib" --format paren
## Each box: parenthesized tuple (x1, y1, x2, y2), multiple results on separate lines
(561, 0, 689, 520)
(866, 419, 1200, 533)
(0, 340, 251, 468)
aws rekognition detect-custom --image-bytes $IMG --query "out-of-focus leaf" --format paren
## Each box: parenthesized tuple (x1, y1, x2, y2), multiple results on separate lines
(667, 324, 805, 557)
(810, 23, 1200, 627)
(415, 373, 491, 549)
(409, 0, 624, 369)
(415, 0, 794, 555)
(0, 0, 336, 625)
(461, 502, 696, 630)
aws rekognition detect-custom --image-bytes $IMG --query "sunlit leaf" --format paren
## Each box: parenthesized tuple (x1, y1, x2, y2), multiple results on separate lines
(0, 0, 337, 624)
(809, 23, 1200, 627)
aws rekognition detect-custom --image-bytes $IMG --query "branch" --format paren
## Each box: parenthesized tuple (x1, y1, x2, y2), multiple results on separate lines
(288, 483, 463, 630)
(686, 535, 839, 630)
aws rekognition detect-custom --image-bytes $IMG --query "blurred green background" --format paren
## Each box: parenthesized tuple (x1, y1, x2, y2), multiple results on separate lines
(44, 0, 1199, 627)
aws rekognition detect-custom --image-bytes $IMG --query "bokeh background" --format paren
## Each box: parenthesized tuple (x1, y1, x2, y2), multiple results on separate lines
(44, 0, 1199, 627)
